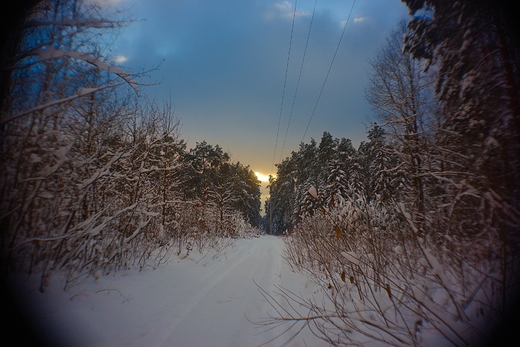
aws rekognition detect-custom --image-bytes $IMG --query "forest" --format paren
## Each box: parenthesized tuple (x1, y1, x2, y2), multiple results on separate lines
(264, 1, 520, 345)
(1, 0, 519, 346)
(0, 0, 263, 291)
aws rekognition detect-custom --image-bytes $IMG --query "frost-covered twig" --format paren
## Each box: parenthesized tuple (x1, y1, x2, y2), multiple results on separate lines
(35, 47, 138, 91)
(0, 82, 124, 125)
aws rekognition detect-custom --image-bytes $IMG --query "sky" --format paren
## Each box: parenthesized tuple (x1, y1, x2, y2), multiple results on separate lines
(97, 0, 410, 204)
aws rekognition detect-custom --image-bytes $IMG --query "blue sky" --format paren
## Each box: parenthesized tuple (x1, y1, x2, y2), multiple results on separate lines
(99, 0, 409, 196)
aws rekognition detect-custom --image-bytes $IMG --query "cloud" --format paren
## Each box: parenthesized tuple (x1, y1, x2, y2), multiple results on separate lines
(340, 17, 367, 28)
(265, 1, 309, 20)
(114, 55, 128, 63)
(116, 0, 411, 177)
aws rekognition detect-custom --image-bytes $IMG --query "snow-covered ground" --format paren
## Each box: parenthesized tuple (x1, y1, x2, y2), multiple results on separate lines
(9, 235, 330, 347)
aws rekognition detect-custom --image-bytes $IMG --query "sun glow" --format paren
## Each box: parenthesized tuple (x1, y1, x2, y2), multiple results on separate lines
(255, 172, 271, 182)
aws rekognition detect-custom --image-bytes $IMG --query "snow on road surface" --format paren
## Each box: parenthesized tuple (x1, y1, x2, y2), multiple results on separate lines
(11, 235, 329, 347)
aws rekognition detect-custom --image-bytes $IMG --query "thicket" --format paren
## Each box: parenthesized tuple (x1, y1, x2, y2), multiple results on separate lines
(266, 2, 520, 345)
(0, 0, 261, 291)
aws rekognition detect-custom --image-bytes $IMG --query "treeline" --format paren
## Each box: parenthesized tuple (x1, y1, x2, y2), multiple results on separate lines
(0, 0, 261, 290)
(266, 127, 399, 234)
(267, 3, 520, 345)
(182, 141, 261, 228)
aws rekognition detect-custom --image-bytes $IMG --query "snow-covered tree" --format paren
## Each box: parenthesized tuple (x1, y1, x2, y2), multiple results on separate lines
(270, 4, 520, 345)
(402, 0, 520, 240)
(180, 141, 261, 234)
(366, 21, 435, 218)
(270, 133, 362, 232)
(269, 155, 298, 234)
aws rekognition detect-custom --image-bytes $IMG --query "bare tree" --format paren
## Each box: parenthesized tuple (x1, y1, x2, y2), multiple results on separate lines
(0, 0, 141, 289)
(366, 21, 436, 223)
(262, 14, 520, 345)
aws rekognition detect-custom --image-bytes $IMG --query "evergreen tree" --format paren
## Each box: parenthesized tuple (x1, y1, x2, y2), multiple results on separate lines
(269, 157, 297, 234)
(402, 0, 520, 239)
(181, 141, 261, 230)
(364, 126, 400, 204)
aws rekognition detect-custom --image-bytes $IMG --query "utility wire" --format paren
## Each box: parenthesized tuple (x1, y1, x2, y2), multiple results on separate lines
(269, 0, 299, 234)
(279, 0, 318, 162)
(301, 0, 357, 142)
(272, 0, 298, 170)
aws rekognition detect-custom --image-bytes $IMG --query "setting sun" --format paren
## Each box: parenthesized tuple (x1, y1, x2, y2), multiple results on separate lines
(254, 172, 271, 182)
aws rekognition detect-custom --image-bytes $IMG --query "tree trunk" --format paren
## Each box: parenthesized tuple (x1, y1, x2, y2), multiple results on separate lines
(0, 0, 43, 109)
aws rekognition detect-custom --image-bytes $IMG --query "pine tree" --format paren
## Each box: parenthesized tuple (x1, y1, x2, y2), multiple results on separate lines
(402, 0, 520, 239)
(269, 157, 297, 234)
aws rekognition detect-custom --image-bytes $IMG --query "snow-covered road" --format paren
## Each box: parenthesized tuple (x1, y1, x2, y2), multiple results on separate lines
(12, 236, 329, 347)
(160, 236, 285, 347)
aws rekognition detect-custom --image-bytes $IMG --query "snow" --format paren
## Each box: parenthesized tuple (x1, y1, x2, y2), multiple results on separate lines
(9, 236, 329, 347)
(422, 247, 450, 285)
(36, 48, 138, 92)
(373, 291, 391, 313)
(394, 245, 403, 254)
(308, 186, 318, 200)
(341, 251, 360, 265)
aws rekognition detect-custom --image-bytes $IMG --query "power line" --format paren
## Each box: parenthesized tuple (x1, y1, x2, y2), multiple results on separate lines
(272, 0, 298, 170)
(270, 0, 299, 234)
(279, 0, 318, 162)
(301, 0, 357, 143)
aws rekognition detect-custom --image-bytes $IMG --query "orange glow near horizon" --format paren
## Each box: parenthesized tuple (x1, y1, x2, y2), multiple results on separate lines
(255, 172, 273, 182)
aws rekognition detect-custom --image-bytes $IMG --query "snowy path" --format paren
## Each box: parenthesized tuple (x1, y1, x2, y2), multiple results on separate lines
(160, 236, 284, 346)
(12, 236, 329, 347)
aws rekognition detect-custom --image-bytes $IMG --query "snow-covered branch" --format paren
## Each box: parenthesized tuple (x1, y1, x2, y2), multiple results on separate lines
(35, 47, 138, 92)
(0, 82, 124, 125)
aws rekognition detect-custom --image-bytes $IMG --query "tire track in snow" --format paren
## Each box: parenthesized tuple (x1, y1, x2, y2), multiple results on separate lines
(158, 239, 260, 339)
(159, 236, 290, 347)
(12, 236, 328, 347)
